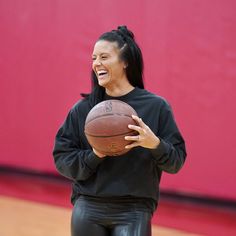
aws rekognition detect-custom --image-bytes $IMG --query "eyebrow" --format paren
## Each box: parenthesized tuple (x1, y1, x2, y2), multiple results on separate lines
(92, 52, 110, 57)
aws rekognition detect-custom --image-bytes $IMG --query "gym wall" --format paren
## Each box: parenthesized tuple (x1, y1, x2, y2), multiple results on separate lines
(1, 0, 235, 201)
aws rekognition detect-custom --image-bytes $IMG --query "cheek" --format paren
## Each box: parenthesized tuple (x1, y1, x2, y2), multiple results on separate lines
(92, 62, 96, 71)
(113, 64, 125, 74)
(109, 60, 124, 73)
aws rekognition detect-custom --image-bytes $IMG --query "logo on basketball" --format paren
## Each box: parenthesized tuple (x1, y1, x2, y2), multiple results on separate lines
(105, 101, 113, 113)
(108, 142, 118, 152)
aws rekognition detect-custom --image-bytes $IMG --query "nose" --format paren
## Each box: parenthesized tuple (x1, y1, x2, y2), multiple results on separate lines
(93, 58, 102, 67)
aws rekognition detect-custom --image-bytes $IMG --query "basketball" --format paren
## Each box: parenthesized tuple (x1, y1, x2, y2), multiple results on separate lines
(84, 100, 138, 156)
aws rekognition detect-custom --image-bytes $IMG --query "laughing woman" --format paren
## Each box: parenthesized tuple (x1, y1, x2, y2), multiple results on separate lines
(53, 25, 186, 236)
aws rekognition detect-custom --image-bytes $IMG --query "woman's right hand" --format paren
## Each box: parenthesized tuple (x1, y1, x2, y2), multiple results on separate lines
(93, 148, 106, 158)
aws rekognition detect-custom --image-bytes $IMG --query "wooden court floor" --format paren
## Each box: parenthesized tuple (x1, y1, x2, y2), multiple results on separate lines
(1, 169, 236, 236)
(0, 196, 199, 236)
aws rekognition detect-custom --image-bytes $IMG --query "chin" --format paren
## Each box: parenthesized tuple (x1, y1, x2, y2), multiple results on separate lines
(98, 79, 109, 88)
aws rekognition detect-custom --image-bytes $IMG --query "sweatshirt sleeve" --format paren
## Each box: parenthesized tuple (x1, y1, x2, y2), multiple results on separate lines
(53, 107, 104, 181)
(151, 100, 187, 173)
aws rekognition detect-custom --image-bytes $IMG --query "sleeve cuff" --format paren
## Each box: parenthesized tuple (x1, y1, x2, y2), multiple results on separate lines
(150, 139, 169, 161)
(84, 152, 104, 170)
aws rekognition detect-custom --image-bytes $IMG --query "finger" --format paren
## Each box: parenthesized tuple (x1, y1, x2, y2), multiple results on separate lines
(93, 148, 106, 158)
(125, 135, 140, 141)
(132, 115, 146, 128)
(125, 142, 139, 149)
(128, 124, 144, 134)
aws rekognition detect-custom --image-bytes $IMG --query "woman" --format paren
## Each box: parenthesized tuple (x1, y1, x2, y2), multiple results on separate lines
(53, 25, 186, 236)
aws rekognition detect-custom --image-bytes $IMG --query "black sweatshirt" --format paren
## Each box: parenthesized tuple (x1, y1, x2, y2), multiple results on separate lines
(53, 87, 186, 212)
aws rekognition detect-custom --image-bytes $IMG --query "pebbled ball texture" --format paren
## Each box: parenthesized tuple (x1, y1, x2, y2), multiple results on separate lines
(84, 100, 138, 156)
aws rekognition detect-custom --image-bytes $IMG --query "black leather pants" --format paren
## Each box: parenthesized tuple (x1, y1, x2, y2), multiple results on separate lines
(71, 196, 152, 236)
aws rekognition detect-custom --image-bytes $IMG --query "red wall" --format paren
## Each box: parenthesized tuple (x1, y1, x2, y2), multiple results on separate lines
(1, 0, 236, 201)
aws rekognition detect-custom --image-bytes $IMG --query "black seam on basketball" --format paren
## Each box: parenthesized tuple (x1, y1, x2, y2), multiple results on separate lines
(85, 113, 136, 124)
(85, 130, 137, 138)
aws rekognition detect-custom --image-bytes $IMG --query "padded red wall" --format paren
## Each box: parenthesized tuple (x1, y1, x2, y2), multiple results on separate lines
(1, 0, 236, 200)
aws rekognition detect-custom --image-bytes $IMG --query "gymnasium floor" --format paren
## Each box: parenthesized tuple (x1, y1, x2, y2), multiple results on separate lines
(0, 169, 236, 236)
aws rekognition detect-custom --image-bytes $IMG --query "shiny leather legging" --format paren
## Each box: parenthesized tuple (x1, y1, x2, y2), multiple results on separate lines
(71, 196, 152, 236)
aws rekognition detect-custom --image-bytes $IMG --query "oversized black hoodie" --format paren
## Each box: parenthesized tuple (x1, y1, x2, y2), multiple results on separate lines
(53, 87, 186, 212)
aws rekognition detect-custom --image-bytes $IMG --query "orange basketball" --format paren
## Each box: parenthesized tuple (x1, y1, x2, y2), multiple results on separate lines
(84, 100, 138, 156)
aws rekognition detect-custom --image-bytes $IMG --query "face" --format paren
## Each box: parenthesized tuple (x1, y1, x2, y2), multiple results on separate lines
(92, 40, 127, 88)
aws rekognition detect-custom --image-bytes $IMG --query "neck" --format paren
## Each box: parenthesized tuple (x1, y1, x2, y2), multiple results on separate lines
(105, 83, 134, 97)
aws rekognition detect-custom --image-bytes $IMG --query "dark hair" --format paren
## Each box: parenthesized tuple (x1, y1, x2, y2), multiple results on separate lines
(82, 25, 144, 106)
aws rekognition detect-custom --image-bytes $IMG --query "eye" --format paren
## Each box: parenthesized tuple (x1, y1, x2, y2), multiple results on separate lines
(101, 56, 108, 60)
(92, 57, 96, 61)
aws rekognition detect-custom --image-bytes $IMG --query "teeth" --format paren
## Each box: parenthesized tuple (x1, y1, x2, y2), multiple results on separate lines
(97, 70, 107, 76)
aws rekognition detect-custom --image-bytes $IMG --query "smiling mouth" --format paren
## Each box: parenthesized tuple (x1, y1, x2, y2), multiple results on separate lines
(97, 70, 108, 78)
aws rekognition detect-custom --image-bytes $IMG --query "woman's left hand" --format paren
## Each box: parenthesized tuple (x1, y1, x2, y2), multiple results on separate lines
(125, 115, 160, 149)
